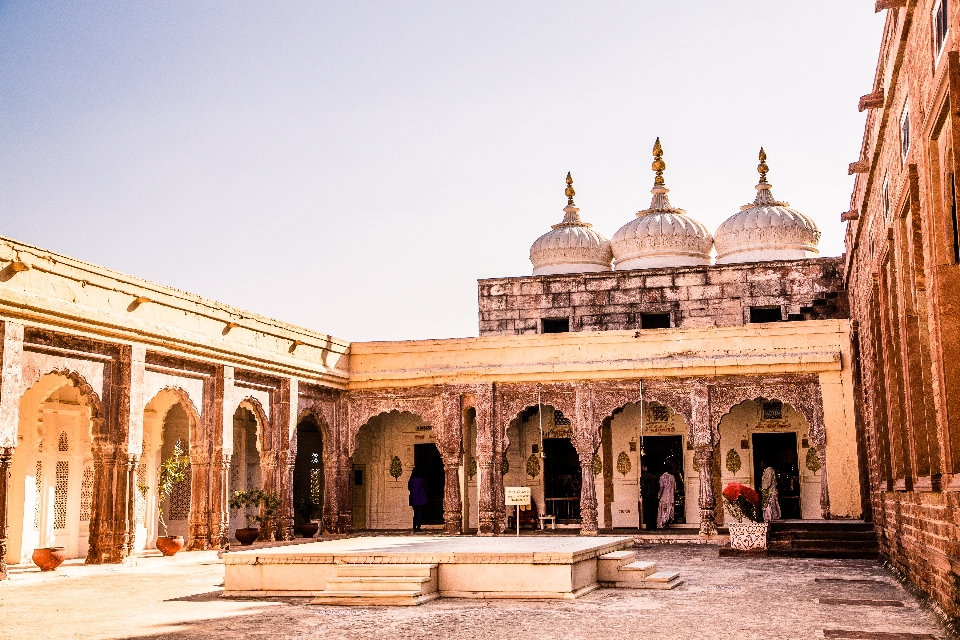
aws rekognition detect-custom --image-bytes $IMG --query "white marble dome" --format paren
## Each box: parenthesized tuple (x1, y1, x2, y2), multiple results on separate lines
(714, 152, 820, 264)
(530, 204, 613, 275)
(611, 140, 713, 270)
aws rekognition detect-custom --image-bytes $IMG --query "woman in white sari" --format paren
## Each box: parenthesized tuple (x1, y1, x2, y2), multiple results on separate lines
(761, 460, 781, 522)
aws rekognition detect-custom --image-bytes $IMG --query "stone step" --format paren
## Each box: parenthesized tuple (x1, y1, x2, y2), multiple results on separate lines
(597, 551, 639, 583)
(335, 564, 437, 578)
(644, 570, 681, 582)
(324, 576, 436, 594)
(619, 561, 657, 577)
(311, 590, 441, 606)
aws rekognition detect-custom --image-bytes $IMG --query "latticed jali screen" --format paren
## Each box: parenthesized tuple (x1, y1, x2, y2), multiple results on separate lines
(54, 461, 69, 530)
(80, 465, 94, 522)
(33, 461, 42, 530)
(169, 466, 191, 520)
(310, 468, 322, 504)
(135, 464, 147, 526)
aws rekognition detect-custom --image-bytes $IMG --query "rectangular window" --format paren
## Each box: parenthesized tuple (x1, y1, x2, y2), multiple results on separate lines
(542, 318, 570, 333)
(901, 104, 911, 161)
(883, 175, 891, 221)
(934, 0, 949, 58)
(952, 173, 960, 263)
(640, 313, 671, 329)
(749, 306, 783, 323)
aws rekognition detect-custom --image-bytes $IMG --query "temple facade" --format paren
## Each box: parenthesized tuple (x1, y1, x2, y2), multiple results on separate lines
(0, 141, 866, 581)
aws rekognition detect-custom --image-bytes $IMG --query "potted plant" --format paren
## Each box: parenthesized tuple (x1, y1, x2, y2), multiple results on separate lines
(294, 496, 320, 538)
(229, 488, 283, 545)
(150, 440, 190, 556)
(722, 481, 769, 550)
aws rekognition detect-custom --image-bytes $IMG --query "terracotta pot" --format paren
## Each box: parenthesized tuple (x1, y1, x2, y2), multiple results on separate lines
(156, 536, 185, 556)
(235, 527, 260, 546)
(32, 547, 67, 571)
(294, 522, 320, 538)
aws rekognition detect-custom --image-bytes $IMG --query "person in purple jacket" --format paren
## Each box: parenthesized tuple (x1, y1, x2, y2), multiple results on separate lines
(408, 466, 429, 531)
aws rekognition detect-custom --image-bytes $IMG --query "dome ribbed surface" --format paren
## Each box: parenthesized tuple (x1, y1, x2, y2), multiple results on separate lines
(714, 183, 820, 264)
(610, 184, 713, 270)
(529, 205, 613, 275)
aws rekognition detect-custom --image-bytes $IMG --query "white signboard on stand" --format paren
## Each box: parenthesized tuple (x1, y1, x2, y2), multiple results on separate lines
(504, 486, 531, 506)
(504, 487, 531, 537)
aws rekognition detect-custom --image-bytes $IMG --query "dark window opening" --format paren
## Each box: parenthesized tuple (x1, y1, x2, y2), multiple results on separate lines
(640, 313, 671, 329)
(762, 401, 783, 421)
(542, 318, 570, 333)
(951, 173, 959, 263)
(354, 469, 363, 486)
(749, 306, 783, 323)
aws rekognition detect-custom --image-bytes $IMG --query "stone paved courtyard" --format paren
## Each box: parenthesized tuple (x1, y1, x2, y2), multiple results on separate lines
(0, 542, 948, 640)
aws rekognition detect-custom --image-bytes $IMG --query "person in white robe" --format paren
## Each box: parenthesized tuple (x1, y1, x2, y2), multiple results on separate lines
(761, 461, 782, 522)
(657, 469, 676, 529)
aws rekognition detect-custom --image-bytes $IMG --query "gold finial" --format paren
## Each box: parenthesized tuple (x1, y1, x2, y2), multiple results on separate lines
(758, 147, 769, 183)
(564, 171, 576, 205)
(652, 137, 666, 186)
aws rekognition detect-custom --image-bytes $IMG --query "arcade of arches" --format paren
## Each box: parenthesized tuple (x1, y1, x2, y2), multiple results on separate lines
(0, 330, 855, 577)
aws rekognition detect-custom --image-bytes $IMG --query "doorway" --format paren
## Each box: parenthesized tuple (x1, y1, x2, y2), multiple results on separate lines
(640, 435, 685, 526)
(543, 438, 581, 523)
(293, 419, 323, 525)
(413, 444, 445, 525)
(351, 465, 366, 530)
(751, 432, 801, 519)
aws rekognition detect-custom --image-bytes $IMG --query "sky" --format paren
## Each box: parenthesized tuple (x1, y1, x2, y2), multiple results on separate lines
(0, 2, 885, 342)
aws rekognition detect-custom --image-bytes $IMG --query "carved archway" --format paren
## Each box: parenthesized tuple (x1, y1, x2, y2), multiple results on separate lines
(708, 376, 825, 446)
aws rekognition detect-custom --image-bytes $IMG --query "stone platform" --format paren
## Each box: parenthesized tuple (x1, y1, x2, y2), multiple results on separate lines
(223, 535, 681, 603)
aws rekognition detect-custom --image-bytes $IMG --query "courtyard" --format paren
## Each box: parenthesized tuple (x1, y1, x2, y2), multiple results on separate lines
(0, 540, 947, 640)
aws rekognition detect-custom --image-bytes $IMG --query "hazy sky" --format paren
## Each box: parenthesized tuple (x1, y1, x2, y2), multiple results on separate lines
(1, 2, 884, 341)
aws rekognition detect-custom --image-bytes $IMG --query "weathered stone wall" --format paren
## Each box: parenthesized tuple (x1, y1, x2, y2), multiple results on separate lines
(478, 258, 848, 336)
(844, 1, 960, 625)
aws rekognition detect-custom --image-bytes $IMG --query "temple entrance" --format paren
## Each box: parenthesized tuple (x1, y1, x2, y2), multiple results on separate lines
(544, 438, 581, 523)
(640, 435, 685, 525)
(752, 432, 801, 519)
(413, 443, 445, 525)
(293, 417, 323, 525)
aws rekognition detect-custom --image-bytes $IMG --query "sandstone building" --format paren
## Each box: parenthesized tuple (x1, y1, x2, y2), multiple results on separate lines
(0, 136, 864, 586)
(843, 0, 960, 624)
(6, 3, 959, 630)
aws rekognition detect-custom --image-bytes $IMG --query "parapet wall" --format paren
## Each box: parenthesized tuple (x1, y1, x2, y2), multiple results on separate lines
(478, 257, 848, 336)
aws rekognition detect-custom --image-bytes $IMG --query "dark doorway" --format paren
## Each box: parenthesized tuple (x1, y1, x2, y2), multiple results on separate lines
(293, 419, 323, 524)
(751, 432, 801, 519)
(639, 435, 685, 526)
(413, 443, 445, 525)
(544, 438, 582, 523)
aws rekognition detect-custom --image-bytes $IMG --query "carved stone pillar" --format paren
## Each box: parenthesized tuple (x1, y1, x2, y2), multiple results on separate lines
(477, 457, 494, 536)
(321, 454, 339, 534)
(121, 454, 137, 561)
(186, 451, 212, 549)
(257, 451, 277, 542)
(218, 454, 231, 549)
(338, 454, 353, 532)
(492, 452, 507, 534)
(278, 450, 295, 540)
(577, 448, 599, 536)
(87, 444, 131, 563)
(0, 447, 13, 580)
(441, 454, 462, 535)
(695, 445, 718, 536)
(815, 445, 831, 519)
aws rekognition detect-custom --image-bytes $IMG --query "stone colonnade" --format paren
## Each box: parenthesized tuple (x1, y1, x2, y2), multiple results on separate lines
(0, 317, 831, 578)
